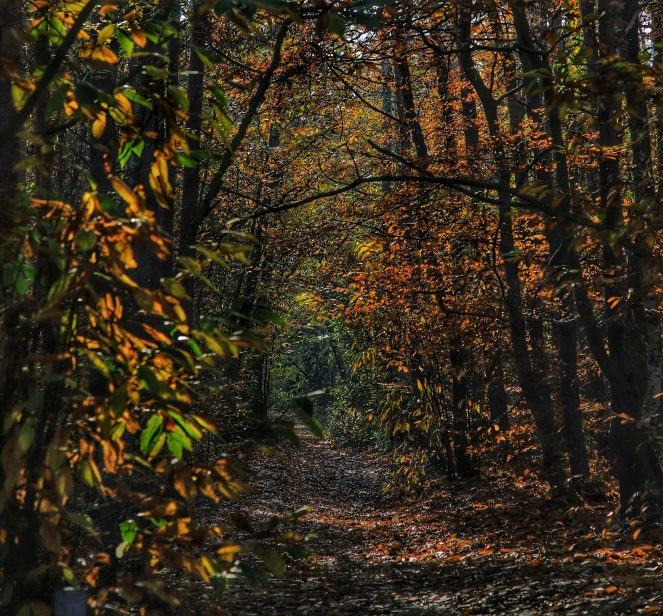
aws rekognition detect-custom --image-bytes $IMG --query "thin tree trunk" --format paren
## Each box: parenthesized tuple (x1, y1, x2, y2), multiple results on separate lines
(456, 6, 567, 489)
(179, 4, 207, 318)
(450, 345, 472, 475)
(488, 356, 510, 432)
(392, 35, 428, 161)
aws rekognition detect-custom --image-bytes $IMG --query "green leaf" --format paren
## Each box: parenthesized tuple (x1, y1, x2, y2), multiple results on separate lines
(75, 228, 97, 252)
(252, 309, 286, 327)
(186, 338, 202, 357)
(123, 88, 152, 109)
(80, 461, 95, 487)
(283, 506, 311, 522)
(120, 519, 138, 545)
(117, 519, 138, 556)
(271, 423, 301, 448)
(18, 421, 36, 453)
(191, 414, 221, 438)
(167, 85, 190, 112)
(137, 365, 164, 396)
(47, 15, 67, 43)
(46, 270, 74, 307)
(168, 422, 195, 452)
(26, 390, 45, 413)
(75, 81, 116, 109)
(168, 411, 203, 441)
(84, 349, 112, 380)
(209, 87, 230, 113)
(213, 0, 234, 13)
(160, 345, 196, 373)
(291, 395, 323, 438)
(109, 385, 128, 418)
(166, 431, 183, 459)
(284, 544, 312, 559)
(66, 512, 102, 544)
(211, 573, 227, 598)
(162, 278, 187, 299)
(99, 193, 121, 216)
(292, 408, 323, 438)
(117, 28, 134, 55)
(118, 137, 145, 169)
(148, 431, 166, 460)
(262, 547, 286, 577)
(45, 82, 70, 118)
(192, 45, 224, 69)
(149, 516, 167, 528)
(238, 561, 270, 588)
(140, 413, 164, 456)
(176, 153, 198, 168)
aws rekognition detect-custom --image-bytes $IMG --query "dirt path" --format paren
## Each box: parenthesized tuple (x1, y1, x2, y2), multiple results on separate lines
(191, 433, 663, 615)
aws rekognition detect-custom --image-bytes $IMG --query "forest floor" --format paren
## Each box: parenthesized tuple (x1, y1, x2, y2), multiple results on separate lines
(186, 432, 663, 615)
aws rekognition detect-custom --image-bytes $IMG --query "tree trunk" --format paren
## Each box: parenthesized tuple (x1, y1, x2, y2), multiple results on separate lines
(508, 0, 663, 511)
(0, 0, 22, 200)
(179, 5, 207, 319)
(392, 35, 428, 161)
(488, 357, 510, 432)
(450, 345, 472, 475)
(456, 6, 567, 489)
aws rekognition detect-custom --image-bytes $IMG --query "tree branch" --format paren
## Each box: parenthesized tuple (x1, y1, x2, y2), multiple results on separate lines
(197, 19, 290, 226)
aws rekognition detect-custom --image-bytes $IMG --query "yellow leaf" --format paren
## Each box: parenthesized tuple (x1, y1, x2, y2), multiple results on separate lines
(217, 544, 242, 561)
(130, 26, 147, 48)
(99, 4, 119, 16)
(92, 45, 118, 64)
(92, 112, 106, 138)
(112, 177, 140, 213)
(114, 91, 132, 116)
(98, 23, 115, 44)
(64, 97, 78, 116)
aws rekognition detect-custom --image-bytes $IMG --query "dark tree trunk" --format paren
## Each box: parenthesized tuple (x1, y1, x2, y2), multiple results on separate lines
(179, 6, 207, 319)
(456, 7, 567, 489)
(450, 345, 472, 475)
(509, 0, 663, 511)
(392, 36, 428, 161)
(0, 0, 22, 201)
(488, 357, 510, 432)
(554, 313, 589, 477)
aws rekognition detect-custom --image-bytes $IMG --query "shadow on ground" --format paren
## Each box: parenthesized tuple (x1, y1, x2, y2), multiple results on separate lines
(180, 434, 663, 615)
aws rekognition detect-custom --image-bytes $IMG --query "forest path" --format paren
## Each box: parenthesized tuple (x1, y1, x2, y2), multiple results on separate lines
(192, 432, 663, 615)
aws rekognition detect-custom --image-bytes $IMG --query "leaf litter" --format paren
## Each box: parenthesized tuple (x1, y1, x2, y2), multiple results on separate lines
(168, 432, 663, 615)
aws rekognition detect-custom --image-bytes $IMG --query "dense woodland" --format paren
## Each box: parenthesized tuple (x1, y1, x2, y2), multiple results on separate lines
(2, 0, 663, 612)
